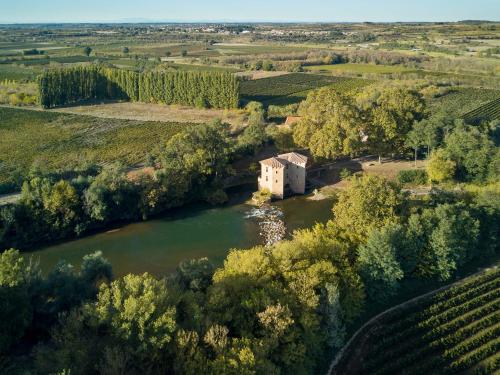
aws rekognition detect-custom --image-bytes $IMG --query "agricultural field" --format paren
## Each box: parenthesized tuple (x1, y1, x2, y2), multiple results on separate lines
(0, 107, 196, 192)
(304, 63, 417, 75)
(332, 267, 500, 375)
(240, 73, 372, 105)
(430, 87, 500, 119)
(463, 97, 500, 124)
(0, 64, 40, 81)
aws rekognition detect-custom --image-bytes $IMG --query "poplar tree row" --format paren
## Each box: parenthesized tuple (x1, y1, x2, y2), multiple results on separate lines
(38, 66, 240, 109)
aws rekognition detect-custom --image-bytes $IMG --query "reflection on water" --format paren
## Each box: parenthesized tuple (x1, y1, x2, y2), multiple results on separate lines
(27, 196, 334, 277)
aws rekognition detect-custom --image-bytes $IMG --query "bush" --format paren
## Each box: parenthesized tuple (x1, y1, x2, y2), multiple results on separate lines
(339, 168, 353, 181)
(397, 169, 428, 185)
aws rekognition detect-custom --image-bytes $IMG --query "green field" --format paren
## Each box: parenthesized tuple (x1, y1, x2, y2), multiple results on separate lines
(305, 63, 417, 75)
(240, 73, 372, 105)
(0, 107, 195, 191)
(334, 268, 500, 375)
(0, 64, 40, 81)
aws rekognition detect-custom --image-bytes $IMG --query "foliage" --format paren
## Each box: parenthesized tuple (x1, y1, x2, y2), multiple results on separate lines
(38, 66, 240, 109)
(443, 123, 495, 182)
(396, 169, 428, 186)
(358, 86, 426, 157)
(293, 87, 366, 159)
(357, 224, 405, 301)
(426, 149, 456, 183)
(332, 175, 404, 243)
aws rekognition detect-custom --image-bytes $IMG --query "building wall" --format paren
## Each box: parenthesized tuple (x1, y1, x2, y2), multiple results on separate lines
(259, 165, 285, 198)
(285, 163, 306, 194)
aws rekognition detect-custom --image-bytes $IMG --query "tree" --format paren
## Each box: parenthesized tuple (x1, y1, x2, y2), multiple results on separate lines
(83, 46, 92, 57)
(122, 46, 129, 54)
(427, 149, 456, 183)
(332, 175, 404, 244)
(181, 50, 188, 57)
(44, 180, 80, 234)
(88, 273, 177, 368)
(359, 87, 426, 162)
(357, 224, 405, 301)
(443, 123, 495, 182)
(0, 249, 34, 354)
(293, 87, 366, 159)
(407, 204, 480, 281)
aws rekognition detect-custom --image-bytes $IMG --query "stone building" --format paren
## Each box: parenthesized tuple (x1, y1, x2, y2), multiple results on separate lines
(258, 152, 308, 199)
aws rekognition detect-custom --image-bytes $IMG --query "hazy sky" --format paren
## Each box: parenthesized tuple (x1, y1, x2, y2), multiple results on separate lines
(1, 0, 499, 23)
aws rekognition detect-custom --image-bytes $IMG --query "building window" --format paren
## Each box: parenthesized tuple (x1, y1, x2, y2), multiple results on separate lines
(276, 170, 278, 174)
(266, 176, 268, 182)
(266, 167, 268, 173)
(276, 180, 278, 183)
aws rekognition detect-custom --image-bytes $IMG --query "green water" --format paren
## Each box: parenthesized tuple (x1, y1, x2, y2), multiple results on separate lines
(27, 195, 333, 277)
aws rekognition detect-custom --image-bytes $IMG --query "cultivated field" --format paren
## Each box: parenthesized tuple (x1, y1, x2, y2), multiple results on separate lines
(0, 107, 196, 191)
(332, 267, 500, 375)
(430, 87, 500, 119)
(305, 63, 417, 75)
(240, 73, 372, 105)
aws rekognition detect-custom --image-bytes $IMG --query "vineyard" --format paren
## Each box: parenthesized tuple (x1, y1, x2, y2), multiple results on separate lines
(240, 73, 371, 105)
(0, 107, 196, 193)
(430, 87, 500, 119)
(463, 97, 500, 124)
(332, 267, 500, 375)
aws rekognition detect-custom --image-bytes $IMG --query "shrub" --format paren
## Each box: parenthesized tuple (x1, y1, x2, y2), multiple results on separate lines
(397, 169, 428, 185)
(339, 168, 353, 181)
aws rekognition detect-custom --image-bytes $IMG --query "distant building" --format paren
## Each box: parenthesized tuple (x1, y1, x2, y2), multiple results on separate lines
(258, 152, 308, 199)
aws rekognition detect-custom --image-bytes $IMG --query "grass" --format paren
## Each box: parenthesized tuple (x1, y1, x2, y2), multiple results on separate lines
(334, 267, 500, 375)
(0, 107, 196, 191)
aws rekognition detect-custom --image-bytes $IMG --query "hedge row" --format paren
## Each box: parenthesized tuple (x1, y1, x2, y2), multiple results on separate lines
(38, 66, 240, 109)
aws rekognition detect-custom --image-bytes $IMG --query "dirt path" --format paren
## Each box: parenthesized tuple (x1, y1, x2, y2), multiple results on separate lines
(327, 265, 499, 375)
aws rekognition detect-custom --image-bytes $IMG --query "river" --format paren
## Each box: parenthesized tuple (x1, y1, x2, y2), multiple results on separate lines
(26, 193, 334, 277)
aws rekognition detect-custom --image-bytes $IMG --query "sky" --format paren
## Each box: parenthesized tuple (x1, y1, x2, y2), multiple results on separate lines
(1, 0, 499, 24)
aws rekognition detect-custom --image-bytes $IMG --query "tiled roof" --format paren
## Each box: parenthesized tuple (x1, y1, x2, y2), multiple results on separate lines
(260, 157, 286, 168)
(278, 152, 308, 165)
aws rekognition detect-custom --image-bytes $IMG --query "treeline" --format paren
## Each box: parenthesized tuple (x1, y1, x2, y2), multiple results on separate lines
(1, 174, 498, 374)
(38, 65, 240, 109)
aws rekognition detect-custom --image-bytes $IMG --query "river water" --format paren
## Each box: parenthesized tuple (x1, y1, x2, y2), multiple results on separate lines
(26, 194, 334, 277)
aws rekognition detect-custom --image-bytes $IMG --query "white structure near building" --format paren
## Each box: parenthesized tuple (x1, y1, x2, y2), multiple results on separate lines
(258, 152, 308, 199)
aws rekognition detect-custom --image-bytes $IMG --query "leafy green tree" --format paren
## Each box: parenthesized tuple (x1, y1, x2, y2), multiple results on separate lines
(357, 224, 405, 301)
(293, 87, 366, 159)
(122, 46, 129, 54)
(44, 180, 80, 234)
(427, 149, 456, 183)
(407, 204, 480, 281)
(332, 175, 404, 244)
(84, 164, 139, 222)
(0, 249, 34, 354)
(360, 87, 426, 162)
(88, 273, 177, 368)
(443, 123, 495, 181)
